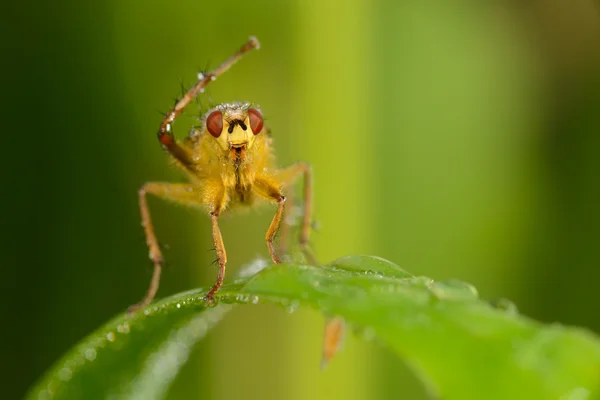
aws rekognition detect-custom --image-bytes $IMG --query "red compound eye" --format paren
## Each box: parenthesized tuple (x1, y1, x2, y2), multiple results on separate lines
(248, 108, 263, 135)
(206, 110, 223, 138)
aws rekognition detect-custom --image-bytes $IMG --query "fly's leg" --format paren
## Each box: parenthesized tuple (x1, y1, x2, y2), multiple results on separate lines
(277, 185, 295, 258)
(253, 176, 287, 264)
(275, 164, 343, 365)
(275, 162, 315, 264)
(157, 37, 260, 171)
(204, 211, 227, 304)
(321, 316, 345, 369)
(266, 196, 286, 264)
(129, 182, 202, 314)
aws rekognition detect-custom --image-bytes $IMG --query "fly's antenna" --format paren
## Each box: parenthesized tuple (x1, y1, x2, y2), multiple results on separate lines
(157, 36, 261, 164)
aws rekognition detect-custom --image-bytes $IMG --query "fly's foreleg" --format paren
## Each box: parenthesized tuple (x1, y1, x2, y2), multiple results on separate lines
(204, 211, 228, 304)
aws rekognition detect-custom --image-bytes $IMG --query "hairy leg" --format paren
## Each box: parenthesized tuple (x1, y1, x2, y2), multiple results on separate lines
(204, 211, 227, 304)
(129, 182, 204, 314)
(275, 162, 315, 264)
(253, 176, 286, 264)
(266, 197, 286, 264)
(157, 37, 260, 170)
(277, 185, 295, 257)
(276, 164, 344, 365)
(321, 316, 345, 369)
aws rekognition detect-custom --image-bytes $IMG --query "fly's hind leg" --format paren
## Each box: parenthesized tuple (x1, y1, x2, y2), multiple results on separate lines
(274, 164, 342, 366)
(277, 185, 295, 258)
(253, 176, 287, 264)
(129, 182, 203, 314)
(275, 162, 315, 264)
(266, 197, 286, 264)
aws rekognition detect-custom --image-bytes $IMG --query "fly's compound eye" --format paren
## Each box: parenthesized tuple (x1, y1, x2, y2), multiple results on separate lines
(248, 108, 263, 135)
(206, 110, 223, 138)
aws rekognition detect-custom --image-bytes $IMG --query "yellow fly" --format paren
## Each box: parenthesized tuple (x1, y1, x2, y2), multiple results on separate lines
(128, 36, 344, 366)
(129, 37, 314, 313)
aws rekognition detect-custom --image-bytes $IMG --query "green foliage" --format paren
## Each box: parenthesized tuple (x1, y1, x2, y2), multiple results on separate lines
(28, 256, 600, 400)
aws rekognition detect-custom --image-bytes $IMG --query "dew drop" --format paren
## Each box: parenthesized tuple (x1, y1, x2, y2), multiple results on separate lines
(106, 332, 115, 342)
(117, 323, 130, 334)
(206, 298, 219, 308)
(235, 294, 250, 303)
(84, 348, 97, 361)
(251, 296, 259, 304)
(490, 298, 519, 315)
(58, 367, 72, 382)
(218, 296, 235, 305)
(176, 303, 181, 309)
(38, 389, 52, 400)
(285, 300, 299, 314)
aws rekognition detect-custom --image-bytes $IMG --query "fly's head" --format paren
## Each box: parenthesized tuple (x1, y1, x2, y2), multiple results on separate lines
(204, 102, 264, 161)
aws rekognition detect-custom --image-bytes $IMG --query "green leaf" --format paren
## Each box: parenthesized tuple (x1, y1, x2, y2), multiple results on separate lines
(27, 256, 600, 400)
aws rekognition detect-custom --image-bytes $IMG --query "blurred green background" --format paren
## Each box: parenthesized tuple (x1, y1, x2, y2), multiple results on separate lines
(3, 0, 600, 399)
